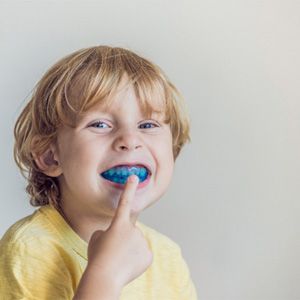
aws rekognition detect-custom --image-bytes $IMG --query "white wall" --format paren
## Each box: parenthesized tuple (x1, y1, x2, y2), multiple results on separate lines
(1, 0, 299, 299)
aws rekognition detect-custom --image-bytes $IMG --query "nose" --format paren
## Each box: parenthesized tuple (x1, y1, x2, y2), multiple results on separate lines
(113, 131, 143, 152)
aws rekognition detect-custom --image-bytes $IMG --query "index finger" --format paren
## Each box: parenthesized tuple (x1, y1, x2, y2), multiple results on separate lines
(113, 174, 140, 224)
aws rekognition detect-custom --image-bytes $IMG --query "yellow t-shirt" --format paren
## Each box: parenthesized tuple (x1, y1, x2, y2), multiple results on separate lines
(0, 205, 198, 299)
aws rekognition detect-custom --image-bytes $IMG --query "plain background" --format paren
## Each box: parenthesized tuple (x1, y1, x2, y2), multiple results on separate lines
(1, 1, 299, 299)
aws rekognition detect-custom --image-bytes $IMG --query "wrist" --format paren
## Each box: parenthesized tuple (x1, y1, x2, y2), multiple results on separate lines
(88, 262, 125, 288)
(74, 264, 122, 300)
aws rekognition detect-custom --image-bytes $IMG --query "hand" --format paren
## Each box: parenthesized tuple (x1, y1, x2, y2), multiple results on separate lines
(87, 175, 153, 290)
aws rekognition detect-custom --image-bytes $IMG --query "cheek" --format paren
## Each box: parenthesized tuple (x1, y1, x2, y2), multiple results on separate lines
(157, 139, 174, 175)
(60, 141, 96, 174)
(161, 134, 174, 159)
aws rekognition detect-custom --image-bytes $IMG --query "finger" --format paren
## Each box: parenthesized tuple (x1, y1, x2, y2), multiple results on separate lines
(129, 207, 139, 225)
(113, 174, 139, 224)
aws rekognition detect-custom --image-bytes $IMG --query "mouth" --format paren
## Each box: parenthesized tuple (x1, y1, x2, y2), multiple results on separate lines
(99, 163, 152, 188)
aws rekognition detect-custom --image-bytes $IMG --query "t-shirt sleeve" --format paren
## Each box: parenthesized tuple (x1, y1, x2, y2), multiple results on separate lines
(0, 238, 75, 300)
(176, 246, 199, 300)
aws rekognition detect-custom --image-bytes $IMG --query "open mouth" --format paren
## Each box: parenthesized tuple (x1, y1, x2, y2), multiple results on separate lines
(100, 164, 151, 185)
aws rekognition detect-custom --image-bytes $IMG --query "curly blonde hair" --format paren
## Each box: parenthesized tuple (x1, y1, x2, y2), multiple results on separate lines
(13, 45, 191, 208)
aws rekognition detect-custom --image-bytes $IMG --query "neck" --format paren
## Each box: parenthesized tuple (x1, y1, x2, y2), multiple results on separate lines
(57, 200, 113, 243)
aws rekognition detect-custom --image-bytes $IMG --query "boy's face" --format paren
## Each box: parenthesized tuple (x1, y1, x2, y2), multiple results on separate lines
(53, 79, 174, 219)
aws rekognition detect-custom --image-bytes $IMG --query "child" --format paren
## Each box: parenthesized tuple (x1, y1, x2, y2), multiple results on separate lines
(0, 46, 198, 299)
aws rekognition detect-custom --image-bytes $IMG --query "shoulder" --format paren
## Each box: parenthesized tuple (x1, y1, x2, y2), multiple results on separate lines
(136, 221, 180, 248)
(136, 221, 198, 299)
(0, 209, 75, 298)
(0, 208, 67, 268)
(0, 206, 80, 268)
(1, 209, 49, 248)
(0, 208, 60, 252)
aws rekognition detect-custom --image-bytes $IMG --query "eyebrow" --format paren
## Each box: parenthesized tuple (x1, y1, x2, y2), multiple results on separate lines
(81, 108, 165, 118)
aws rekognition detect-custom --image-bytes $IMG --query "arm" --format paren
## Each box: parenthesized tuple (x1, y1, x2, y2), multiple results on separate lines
(73, 265, 121, 300)
(73, 175, 153, 300)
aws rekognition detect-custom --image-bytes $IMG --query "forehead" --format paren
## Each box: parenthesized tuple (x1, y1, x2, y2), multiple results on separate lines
(77, 100, 165, 123)
(78, 81, 166, 119)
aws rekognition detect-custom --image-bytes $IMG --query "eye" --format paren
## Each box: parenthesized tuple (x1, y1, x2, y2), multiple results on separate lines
(89, 121, 111, 129)
(139, 122, 159, 129)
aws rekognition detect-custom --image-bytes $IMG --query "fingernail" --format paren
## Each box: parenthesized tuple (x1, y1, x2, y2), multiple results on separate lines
(128, 175, 138, 183)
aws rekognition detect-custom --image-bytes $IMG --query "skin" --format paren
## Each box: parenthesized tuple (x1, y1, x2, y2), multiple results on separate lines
(34, 76, 175, 296)
(74, 174, 152, 299)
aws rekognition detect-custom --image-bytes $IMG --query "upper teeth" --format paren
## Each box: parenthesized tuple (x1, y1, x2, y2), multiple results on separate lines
(103, 165, 148, 176)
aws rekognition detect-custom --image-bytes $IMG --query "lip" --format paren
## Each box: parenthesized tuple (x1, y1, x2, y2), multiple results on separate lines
(100, 161, 153, 175)
(100, 172, 152, 190)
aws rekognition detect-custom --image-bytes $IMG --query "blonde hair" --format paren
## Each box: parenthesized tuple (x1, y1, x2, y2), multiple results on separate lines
(14, 45, 191, 208)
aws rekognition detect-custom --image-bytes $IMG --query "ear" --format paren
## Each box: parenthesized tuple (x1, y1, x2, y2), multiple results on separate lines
(32, 143, 62, 177)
